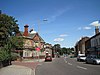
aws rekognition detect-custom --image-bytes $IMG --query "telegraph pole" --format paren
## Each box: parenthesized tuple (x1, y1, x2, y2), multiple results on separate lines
(37, 19, 48, 34)
(0, 10, 2, 14)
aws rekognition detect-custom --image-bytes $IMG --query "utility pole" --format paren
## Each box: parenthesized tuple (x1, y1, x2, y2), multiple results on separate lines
(37, 19, 48, 34)
(0, 10, 2, 14)
(37, 19, 40, 34)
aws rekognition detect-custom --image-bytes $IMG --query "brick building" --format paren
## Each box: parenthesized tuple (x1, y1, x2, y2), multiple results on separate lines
(75, 37, 89, 56)
(85, 33, 100, 57)
(16, 25, 45, 58)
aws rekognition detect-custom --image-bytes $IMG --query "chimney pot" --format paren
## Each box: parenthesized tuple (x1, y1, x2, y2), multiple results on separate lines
(95, 26, 99, 34)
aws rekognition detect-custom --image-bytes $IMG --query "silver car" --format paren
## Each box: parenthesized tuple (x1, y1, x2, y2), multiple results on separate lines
(86, 55, 100, 65)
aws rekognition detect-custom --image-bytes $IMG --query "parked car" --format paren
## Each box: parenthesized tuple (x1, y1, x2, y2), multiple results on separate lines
(85, 55, 100, 65)
(45, 54, 52, 61)
(77, 54, 86, 62)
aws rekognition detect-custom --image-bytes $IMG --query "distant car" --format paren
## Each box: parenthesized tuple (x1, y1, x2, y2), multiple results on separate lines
(77, 54, 86, 62)
(85, 55, 100, 65)
(45, 55, 52, 61)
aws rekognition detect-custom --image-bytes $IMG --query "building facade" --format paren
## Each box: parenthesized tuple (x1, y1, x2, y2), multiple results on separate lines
(17, 25, 45, 58)
(44, 43, 52, 56)
(85, 25, 100, 57)
(75, 37, 89, 56)
(85, 33, 100, 57)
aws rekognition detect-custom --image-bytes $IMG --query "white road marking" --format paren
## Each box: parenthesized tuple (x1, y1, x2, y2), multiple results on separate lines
(65, 61, 67, 63)
(38, 64, 42, 66)
(33, 69, 36, 75)
(77, 66, 87, 70)
(68, 63, 72, 65)
(64, 58, 67, 63)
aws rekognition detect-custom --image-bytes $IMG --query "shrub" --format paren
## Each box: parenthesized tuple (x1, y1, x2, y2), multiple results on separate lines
(0, 48, 10, 61)
(11, 52, 20, 61)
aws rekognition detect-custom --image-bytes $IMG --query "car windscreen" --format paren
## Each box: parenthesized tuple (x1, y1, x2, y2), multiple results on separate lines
(80, 56, 85, 57)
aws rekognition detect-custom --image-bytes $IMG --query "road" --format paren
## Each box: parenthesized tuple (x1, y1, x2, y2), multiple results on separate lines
(36, 57, 100, 75)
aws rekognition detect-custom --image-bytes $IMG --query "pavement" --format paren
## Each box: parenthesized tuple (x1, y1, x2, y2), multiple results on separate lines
(0, 59, 45, 75)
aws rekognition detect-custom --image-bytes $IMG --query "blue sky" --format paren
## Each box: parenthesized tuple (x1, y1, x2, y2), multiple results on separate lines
(0, 0, 100, 48)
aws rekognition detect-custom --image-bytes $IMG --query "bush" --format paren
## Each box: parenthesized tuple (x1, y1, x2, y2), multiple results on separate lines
(0, 48, 10, 61)
(0, 47, 11, 67)
(11, 52, 20, 61)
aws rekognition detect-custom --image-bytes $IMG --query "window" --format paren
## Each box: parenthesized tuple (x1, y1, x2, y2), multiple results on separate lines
(96, 39, 98, 46)
(97, 52, 100, 58)
(25, 52, 27, 57)
(99, 38, 100, 45)
(25, 52, 28, 57)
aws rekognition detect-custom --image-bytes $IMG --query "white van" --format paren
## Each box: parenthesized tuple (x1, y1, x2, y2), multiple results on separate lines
(77, 54, 86, 62)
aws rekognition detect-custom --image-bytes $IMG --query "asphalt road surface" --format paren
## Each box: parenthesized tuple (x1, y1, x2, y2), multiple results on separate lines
(36, 57, 100, 75)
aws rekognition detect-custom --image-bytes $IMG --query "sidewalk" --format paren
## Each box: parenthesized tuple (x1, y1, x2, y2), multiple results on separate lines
(0, 59, 44, 75)
(0, 65, 33, 75)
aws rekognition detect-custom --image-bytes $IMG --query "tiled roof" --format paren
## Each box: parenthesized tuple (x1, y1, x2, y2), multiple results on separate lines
(27, 33, 45, 42)
(28, 33, 35, 38)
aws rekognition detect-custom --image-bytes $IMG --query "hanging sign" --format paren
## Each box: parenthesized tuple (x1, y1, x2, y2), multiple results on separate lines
(36, 47, 40, 51)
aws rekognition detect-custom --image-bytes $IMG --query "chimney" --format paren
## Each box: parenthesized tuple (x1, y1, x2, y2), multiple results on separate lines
(29, 29, 33, 33)
(95, 26, 99, 35)
(23, 24, 29, 36)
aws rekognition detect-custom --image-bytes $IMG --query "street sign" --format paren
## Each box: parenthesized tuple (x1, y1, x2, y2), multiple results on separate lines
(36, 47, 40, 51)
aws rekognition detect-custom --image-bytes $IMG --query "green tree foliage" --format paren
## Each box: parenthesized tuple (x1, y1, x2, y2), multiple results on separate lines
(0, 48, 10, 61)
(11, 52, 20, 61)
(10, 36, 24, 50)
(0, 12, 20, 62)
(61, 47, 68, 54)
(53, 44, 61, 55)
(0, 13, 19, 47)
(61, 47, 74, 55)
(0, 43, 12, 61)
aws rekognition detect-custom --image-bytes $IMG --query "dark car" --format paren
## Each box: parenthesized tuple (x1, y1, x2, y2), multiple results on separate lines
(45, 56, 52, 61)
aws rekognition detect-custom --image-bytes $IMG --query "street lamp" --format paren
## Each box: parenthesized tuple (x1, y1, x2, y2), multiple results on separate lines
(36, 19, 48, 61)
(37, 19, 48, 34)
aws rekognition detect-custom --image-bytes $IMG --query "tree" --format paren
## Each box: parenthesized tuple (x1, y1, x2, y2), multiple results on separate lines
(0, 11, 20, 65)
(0, 12, 19, 47)
(61, 47, 68, 54)
(53, 44, 61, 55)
(61, 47, 75, 55)
(10, 36, 24, 50)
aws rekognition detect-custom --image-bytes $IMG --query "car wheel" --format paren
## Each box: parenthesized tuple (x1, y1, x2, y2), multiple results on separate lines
(93, 61, 96, 65)
(77, 59, 80, 61)
(86, 60, 88, 64)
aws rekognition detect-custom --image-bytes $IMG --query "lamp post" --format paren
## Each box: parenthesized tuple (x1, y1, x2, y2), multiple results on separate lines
(36, 19, 48, 61)
(37, 19, 48, 34)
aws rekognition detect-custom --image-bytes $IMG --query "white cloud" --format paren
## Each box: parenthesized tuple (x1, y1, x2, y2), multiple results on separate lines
(54, 38, 64, 42)
(48, 7, 71, 23)
(60, 34, 68, 37)
(90, 21, 100, 26)
(83, 26, 91, 30)
(78, 26, 91, 30)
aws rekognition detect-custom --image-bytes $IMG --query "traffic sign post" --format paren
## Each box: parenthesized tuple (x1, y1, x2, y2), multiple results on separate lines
(36, 47, 40, 62)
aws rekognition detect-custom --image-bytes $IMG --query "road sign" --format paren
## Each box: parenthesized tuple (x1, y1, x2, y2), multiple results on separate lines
(36, 47, 40, 51)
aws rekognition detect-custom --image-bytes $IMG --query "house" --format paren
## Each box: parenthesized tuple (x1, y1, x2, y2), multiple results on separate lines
(85, 24, 100, 57)
(75, 37, 89, 56)
(85, 32, 100, 57)
(16, 25, 45, 58)
(44, 43, 52, 56)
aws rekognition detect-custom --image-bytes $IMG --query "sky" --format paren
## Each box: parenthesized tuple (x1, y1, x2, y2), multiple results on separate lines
(0, 0, 100, 48)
